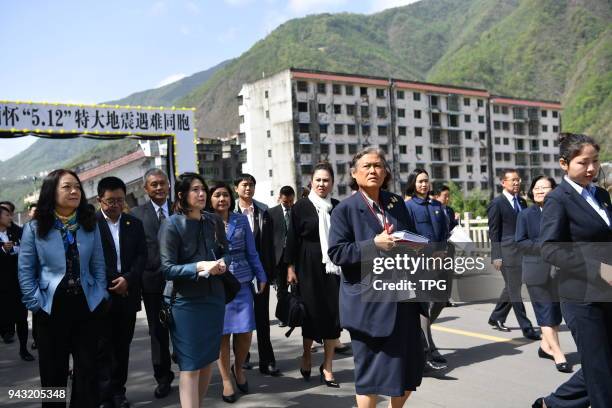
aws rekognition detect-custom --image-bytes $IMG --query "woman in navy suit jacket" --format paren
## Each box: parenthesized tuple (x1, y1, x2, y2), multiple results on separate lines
(18, 169, 107, 408)
(515, 176, 571, 373)
(534, 134, 612, 408)
(328, 148, 424, 408)
(404, 168, 449, 368)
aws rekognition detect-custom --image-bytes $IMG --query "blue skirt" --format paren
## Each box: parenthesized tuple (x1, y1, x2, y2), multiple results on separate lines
(350, 302, 424, 397)
(169, 295, 225, 371)
(223, 282, 256, 335)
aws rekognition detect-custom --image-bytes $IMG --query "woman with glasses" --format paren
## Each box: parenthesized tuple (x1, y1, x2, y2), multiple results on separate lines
(515, 176, 571, 373)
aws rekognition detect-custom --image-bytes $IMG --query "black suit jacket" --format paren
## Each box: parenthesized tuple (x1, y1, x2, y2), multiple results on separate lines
(96, 211, 147, 311)
(268, 204, 289, 267)
(130, 200, 172, 294)
(515, 205, 554, 286)
(540, 179, 612, 301)
(487, 193, 527, 265)
(0, 224, 22, 295)
(236, 200, 275, 281)
(445, 205, 459, 232)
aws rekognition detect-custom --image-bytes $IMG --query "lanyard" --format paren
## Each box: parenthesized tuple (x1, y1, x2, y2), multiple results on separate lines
(359, 191, 390, 233)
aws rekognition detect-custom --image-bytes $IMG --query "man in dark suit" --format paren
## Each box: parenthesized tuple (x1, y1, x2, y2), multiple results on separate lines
(96, 177, 147, 408)
(234, 174, 279, 376)
(487, 169, 539, 340)
(0, 204, 34, 361)
(434, 185, 458, 233)
(130, 168, 175, 398)
(267, 186, 295, 308)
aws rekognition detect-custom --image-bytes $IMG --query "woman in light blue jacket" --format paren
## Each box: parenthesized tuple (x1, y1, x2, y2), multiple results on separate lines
(18, 169, 107, 408)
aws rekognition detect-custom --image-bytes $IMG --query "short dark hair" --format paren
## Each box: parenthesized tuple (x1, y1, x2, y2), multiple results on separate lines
(234, 173, 256, 187)
(349, 147, 391, 191)
(97, 176, 126, 197)
(35, 169, 96, 237)
(173, 172, 208, 214)
(439, 185, 450, 193)
(0, 206, 9, 216)
(279, 186, 296, 197)
(0, 201, 15, 212)
(558, 132, 600, 164)
(313, 161, 335, 182)
(206, 181, 235, 213)
(527, 176, 557, 201)
(500, 168, 519, 180)
(28, 203, 37, 210)
(405, 168, 429, 197)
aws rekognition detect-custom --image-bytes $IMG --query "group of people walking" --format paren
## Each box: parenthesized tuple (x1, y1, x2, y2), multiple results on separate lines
(1, 131, 610, 408)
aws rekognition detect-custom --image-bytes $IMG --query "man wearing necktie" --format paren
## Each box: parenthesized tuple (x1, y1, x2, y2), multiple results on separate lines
(130, 169, 175, 398)
(268, 186, 296, 321)
(487, 169, 540, 340)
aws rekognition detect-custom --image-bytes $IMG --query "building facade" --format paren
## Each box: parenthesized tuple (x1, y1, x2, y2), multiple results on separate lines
(238, 68, 562, 203)
(196, 135, 244, 183)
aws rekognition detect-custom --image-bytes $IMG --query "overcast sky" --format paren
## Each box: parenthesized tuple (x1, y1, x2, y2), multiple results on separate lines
(0, 0, 420, 160)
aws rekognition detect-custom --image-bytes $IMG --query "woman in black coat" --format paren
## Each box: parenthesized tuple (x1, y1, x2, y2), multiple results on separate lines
(286, 162, 341, 387)
(534, 133, 612, 408)
(515, 176, 570, 373)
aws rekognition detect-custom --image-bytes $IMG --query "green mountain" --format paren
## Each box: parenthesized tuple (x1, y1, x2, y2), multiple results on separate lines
(178, 0, 610, 154)
(105, 59, 232, 107)
(3, 0, 610, 210)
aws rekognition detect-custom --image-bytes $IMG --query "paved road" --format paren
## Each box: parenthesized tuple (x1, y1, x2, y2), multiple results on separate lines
(0, 291, 579, 407)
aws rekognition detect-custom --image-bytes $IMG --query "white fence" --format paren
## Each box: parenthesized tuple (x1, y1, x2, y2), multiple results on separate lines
(458, 212, 489, 244)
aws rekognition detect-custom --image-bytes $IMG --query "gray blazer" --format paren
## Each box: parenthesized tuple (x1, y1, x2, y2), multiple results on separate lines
(159, 212, 228, 299)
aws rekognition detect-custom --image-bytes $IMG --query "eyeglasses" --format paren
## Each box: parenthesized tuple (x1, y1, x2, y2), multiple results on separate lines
(101, 198, 125, 206)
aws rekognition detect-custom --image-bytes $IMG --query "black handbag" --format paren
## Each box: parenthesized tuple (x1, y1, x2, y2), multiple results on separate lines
(220, 270, 240, 304)
(159, 285, 177, 329)
(275, 283, 305, 337)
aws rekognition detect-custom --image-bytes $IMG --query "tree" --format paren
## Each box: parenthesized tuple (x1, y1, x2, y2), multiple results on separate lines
(447, 181, 488, 218)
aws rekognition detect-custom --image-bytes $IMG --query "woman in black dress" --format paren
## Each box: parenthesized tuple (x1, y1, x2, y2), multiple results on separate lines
(286, 162, 341, 387)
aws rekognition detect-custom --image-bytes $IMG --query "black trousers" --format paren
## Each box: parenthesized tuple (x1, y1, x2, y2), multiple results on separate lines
(142, 292, 172, 383)
(253, 284, 275, 366)
(275, 262, 288, 301)
(37, 289, 101, 408)
(97, 296, 137, 403)
(489, 265, 533, 330)
(544, 302, 612, 408)
(0, 294, 29, 349)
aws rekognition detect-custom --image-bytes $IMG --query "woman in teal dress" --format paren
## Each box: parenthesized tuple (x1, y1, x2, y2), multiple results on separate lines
(159, 172, 228, 407)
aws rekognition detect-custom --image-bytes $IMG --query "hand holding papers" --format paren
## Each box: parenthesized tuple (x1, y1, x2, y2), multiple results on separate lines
(391, 230, 429, 250)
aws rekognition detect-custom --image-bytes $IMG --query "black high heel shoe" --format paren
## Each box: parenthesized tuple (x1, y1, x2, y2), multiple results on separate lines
(222, 393, 237, 403)
(319, 364, 339, 388)
(538, 347, 554, 360)
(555, 362, 572, 373)
(231, 364, 249, 394)
(300, 367, 311, 381)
